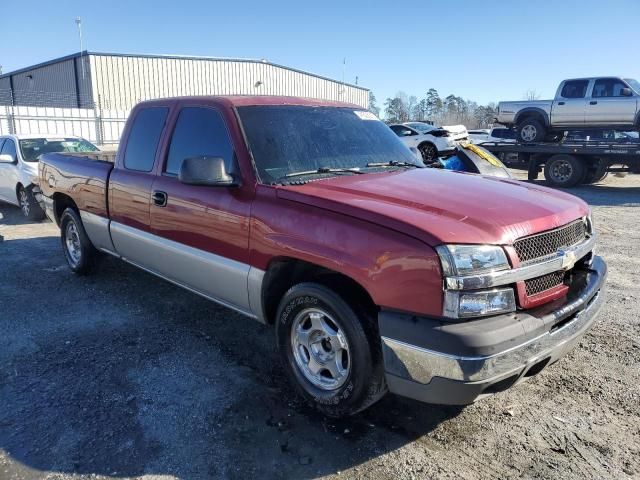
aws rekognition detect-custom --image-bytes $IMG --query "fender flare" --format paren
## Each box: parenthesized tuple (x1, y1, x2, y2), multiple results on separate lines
(515, 108, 550, 128)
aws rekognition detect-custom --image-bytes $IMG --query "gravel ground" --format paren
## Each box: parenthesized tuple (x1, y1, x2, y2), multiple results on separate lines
(0, 172, 639, 480)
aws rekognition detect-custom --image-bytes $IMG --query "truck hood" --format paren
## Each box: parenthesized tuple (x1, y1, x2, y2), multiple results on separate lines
(276, 169, 589, 246)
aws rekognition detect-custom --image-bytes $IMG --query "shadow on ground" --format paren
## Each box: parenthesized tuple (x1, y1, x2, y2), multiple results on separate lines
(0, 236, 463, 479)
(0, 202, 49, 227)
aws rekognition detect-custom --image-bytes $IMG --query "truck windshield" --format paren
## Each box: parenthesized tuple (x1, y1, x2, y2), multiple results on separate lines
(237, 106, 420, 183)
(624, 78, 640, 94)
(19, 137, 99, 162)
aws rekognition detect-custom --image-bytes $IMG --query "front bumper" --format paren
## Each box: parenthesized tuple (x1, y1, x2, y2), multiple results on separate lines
(380, 256, 607, 405)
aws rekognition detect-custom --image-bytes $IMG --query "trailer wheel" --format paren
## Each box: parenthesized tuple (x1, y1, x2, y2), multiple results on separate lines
(582, 159, 609, 184)
(517, 118, 546, 143)
(544, 155, 585, 188)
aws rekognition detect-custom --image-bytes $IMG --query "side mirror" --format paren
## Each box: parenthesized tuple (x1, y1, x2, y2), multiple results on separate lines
(620, 87, 633, 97)
(178, 156, 238, 186)
(0, 153, 16, 164)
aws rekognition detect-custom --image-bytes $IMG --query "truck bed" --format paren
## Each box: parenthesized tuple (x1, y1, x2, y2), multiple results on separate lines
(39, 152, 114, 219)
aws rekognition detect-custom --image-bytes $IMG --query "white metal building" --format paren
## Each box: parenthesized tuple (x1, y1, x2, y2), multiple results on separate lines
(0, 51, 369, 110)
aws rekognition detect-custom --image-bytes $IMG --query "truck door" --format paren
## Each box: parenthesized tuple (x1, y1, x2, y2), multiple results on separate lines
(148, 105, 253, 313)
(588, 78, 638, 125)
(109, 105, 170, 262)
(552, 80, 589, 126)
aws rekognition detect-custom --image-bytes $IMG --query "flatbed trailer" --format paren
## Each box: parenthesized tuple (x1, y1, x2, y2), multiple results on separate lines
(481, 140, 640, 188)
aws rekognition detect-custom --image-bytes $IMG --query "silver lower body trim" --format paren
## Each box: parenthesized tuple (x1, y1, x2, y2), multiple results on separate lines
(382, 286, 605, 385)
(110, 221, 256, 316)
(80, 211, 116, 253)
(72, 214, 267, 321)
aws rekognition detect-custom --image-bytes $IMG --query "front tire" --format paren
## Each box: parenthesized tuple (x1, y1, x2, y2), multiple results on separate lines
(18, 185, 45, 221)
(60, 208, 97, 275)
(517, 118, 546, 143)
(276, 283, 386, 417)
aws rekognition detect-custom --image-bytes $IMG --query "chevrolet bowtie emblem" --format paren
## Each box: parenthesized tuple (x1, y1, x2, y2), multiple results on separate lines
(559, 249, 577, 271)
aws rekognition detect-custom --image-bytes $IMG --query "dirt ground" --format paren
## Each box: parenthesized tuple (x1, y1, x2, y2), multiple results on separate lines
(1, 172, 639, 480)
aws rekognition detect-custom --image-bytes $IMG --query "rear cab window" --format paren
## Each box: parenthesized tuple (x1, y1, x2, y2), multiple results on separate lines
(123, 107, 169, 172)
(560, 80, 589, 99)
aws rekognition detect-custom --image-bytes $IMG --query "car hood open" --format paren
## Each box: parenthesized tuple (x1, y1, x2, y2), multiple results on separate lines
(277, 169, 589, 246)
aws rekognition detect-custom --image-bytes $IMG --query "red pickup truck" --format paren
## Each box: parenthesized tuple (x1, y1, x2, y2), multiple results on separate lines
(38, 96, 607, 417)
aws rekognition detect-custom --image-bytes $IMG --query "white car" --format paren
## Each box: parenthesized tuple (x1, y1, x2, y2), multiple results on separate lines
(389, 122, 463, 162)
(468, 127, 516, 145)
(0, 134, 99, 219)
(467, 129, 491, 143)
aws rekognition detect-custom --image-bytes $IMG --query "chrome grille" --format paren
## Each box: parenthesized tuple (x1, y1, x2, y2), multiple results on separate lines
(525, 271, 566, 296)
(514, 219, 586, 264)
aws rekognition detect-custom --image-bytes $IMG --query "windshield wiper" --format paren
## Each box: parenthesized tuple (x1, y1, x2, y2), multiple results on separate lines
(275, 167, 364, 183)
(365, 160, 423, 168)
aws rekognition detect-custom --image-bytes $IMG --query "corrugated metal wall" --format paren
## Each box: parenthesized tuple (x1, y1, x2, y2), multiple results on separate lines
(0, 56, 93, 108)
(89, 54, 369, 110)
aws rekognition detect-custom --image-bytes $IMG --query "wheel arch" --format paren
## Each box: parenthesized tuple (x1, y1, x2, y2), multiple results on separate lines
(515, 108, 550, 128)
(15, 182, 24, 203)
(52, 193, 79, 226)
(261, 257, 377, 325)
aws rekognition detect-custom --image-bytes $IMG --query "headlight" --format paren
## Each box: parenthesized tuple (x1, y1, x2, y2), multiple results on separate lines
(444, 288, 516, 318)
(436, 244, 510, 276)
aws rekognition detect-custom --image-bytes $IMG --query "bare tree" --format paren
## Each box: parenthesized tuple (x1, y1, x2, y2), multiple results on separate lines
(523, 89, 541, 101)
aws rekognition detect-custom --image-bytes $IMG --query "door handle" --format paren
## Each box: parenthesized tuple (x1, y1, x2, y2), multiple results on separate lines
(152, 190, 167, 207)
(558, 101, 565, 105)
(590, 101, 598, 105)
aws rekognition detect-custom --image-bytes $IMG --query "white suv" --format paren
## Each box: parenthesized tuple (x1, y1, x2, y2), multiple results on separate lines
(0, 134, 99, 219)
(389, 122, 462, 162)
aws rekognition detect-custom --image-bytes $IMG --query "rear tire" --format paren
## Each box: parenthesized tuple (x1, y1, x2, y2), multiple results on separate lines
(275, 282, 386, 417)
(60, 208, 97, 275)
(18, 185, 45, 221)
(418, 142, 438, 163)
(544, 154, 585, 188)
(517, 118, 546, 143)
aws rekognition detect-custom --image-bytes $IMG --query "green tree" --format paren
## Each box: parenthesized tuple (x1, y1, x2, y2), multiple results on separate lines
(368, 92, 380, 117)
(425, 88, 443, 119)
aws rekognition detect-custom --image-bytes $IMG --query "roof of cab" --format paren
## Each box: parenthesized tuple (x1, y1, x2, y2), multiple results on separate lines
(135, 95, 363, 110)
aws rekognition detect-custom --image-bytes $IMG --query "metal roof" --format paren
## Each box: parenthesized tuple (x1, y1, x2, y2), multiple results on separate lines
(0, 51, 368, 91)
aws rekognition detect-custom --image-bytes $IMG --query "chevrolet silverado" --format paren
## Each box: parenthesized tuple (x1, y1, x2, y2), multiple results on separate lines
(39, 96, 607, 416)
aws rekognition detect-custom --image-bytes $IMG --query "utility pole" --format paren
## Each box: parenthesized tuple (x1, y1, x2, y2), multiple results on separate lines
(75, 17, 85, 80)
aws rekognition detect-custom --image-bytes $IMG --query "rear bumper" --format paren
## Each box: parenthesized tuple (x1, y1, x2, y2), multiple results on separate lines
(41, 194, 56, 224)
(380, 256, 607, 405)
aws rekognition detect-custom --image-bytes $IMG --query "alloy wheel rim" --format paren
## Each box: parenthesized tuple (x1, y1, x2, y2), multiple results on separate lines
(521, 125, 537, 142)
(290, 308, 351, 391)
(421, 145, 436, 161)
(19, 190, 30, 216)
(65, 222, 82, 266)
(550, 159, 573, 183)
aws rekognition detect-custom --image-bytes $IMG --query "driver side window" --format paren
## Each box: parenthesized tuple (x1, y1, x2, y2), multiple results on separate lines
(165, 107, 234, 176)
(390, 126, 415, 137)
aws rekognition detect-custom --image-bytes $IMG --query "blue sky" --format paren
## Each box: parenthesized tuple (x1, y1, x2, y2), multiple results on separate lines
(2, 0, 639, 108)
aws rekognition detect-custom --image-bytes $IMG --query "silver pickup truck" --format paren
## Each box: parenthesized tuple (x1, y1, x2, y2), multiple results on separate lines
(496, 77, 640, 143)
